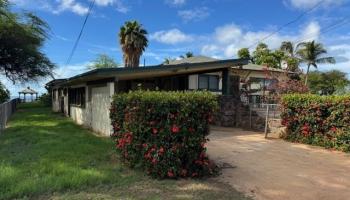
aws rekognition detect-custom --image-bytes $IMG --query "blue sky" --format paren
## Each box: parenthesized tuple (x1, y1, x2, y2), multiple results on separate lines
(4, 0, 350, 95)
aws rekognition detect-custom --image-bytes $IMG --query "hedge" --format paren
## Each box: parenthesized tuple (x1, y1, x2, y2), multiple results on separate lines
(110, 91, 218, 178)
(281, 94, 350, 152)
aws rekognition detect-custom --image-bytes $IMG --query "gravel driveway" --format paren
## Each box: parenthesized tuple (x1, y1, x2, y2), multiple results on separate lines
(207, 127, 350, 200)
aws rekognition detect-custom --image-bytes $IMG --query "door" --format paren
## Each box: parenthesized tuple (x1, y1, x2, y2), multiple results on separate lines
(91, 86, 111, 136)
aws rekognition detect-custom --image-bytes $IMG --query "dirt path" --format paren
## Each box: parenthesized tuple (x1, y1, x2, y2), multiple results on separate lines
(207, 127, 350, 200)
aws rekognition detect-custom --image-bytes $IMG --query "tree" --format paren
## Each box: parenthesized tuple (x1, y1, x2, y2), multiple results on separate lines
(237, 48, 252, 62)
(280, 41, 295, 57)
(180, 51, 194, 59)
(308, 70, 349, 95)
(87, 54, 119, 70)
(280, 41, 300, 72)
(252, 43, 282, 68)
(0, 82, 10, 103)
(296, 40, 336, 85)
(0, 0, 55, 83)
(119, 20, 148, 68)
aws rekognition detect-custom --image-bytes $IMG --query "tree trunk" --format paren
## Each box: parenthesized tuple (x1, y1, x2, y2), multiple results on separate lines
(304, 64, 310, 85)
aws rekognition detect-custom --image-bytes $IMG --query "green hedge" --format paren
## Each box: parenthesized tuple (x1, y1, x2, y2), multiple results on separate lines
(110, 91, 218, 178)
(281, 94, 350, 152)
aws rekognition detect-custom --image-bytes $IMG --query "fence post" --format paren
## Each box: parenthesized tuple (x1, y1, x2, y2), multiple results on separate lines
(264, 104, 269, 138)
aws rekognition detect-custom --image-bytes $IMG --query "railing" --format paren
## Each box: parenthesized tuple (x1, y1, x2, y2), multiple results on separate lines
(0, 98, 20, 133)
(248, 103, 281, 137)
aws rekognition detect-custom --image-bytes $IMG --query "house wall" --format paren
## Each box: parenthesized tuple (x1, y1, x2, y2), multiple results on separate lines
(69, 82, 114, 136)
(52, 89, 60, 112)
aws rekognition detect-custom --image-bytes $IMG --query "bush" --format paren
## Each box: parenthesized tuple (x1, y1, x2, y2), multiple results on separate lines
(281, 94, 350, 152)
(110, 91, 218, 178)
(39, 93, 52, 106)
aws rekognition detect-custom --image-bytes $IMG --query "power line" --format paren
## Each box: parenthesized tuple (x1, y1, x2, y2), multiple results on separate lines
(64, 0, 96, 67)
(247, 0, 325, 49)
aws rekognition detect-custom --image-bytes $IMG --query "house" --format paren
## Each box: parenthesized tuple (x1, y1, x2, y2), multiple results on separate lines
(46, 56, 294, 135)
(46, 58, 248, 136)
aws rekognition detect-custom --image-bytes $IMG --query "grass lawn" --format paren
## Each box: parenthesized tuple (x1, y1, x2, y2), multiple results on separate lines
(0, 103, 249, 200)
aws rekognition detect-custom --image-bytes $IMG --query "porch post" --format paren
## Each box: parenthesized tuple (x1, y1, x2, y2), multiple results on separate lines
(222, 68, 231, 95)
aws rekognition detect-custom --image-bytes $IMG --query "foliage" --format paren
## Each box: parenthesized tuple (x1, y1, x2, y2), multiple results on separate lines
(252, 43, 282, 68)
(308, 70, 350, 95)
(281, 94, 350, 152)
(0, 103, 246, 200)
(119, 20, 148, 68)
(0, 0, 55, 83)
(237, 48, 252, 62)
(38, 93, 52, 106)
(296, 41, 336, 84)
(180, 51, 194, 59)
(0, 81, 10, 103)
(269, 79, 309, 102)
(110, 91, 218, 178)
(87, 54, 119, 70)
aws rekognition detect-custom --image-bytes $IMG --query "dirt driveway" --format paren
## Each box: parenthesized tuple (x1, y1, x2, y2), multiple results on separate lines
(207, 127, 350, 200)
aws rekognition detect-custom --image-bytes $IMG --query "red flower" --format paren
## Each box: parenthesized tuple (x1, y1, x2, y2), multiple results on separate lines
(158, 147, 165, 155)
(151, 158, 157, 164)
(152, 128, 158, 135)
(188, 127, 195, 133)
(167, 170, 174, 178)
(171, 125, 180, 133)
(142, 143, 148, 148)
(330, 126, 337, 132)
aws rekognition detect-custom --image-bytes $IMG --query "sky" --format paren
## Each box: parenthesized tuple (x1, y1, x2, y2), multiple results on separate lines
(3, 0, 350, 95)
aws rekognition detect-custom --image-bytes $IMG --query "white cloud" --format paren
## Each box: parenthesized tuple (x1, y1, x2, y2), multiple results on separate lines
(287, 0, 345, 10)
(200, 21, 321, 58)
(166, 0, 186, 6)
(54, 0, 89, 16)
(299, 21, 321, 42)
(178, 7, 210, 22)
(150, 29, 193, 44)
(9, 0, 129, 16)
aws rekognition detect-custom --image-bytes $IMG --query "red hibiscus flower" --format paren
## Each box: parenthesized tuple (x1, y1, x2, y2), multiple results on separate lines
(152, 128, 158, 134)
(171, 125, 180, 133)
(158, 147, 165, 155)
(167, 170, 174, 178)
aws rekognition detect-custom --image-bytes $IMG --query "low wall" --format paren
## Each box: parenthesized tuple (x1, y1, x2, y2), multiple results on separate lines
(214, 95, 265, 131)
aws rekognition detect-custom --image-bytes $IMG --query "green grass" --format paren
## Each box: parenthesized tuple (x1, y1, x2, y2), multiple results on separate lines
(0, 103, 249, 200)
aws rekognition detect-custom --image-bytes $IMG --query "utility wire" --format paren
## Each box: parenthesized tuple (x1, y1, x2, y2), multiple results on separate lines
(247, 0, 325, 49)
(64, 0, 96, 67)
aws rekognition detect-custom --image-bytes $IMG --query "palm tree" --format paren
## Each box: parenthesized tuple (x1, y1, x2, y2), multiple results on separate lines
(296, 40, 336, 85)
(280, 41, 294, 57)
(119, 21, 148, 68)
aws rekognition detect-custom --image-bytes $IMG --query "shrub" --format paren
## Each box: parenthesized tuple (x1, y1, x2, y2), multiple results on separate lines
(281, 94, 350, 152)
(110, 91, 218, 178)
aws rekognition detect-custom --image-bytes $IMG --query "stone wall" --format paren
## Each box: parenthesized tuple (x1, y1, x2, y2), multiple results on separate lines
(214, 95, 265, 131)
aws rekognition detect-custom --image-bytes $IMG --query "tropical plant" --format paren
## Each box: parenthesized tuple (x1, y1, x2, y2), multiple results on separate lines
(280, 41, 295, 57)
(0, 0, 55, 83)
(296, 41, 336, 85)
(252, 43, 281, 68)
(87, 54, 119, 70)
(119, 20, 148, 68)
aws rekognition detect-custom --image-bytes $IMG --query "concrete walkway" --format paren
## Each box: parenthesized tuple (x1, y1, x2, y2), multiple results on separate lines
(207, 127, 350, 200)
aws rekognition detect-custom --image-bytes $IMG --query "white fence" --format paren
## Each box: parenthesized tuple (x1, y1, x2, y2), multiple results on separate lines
(0, 98, 20, 133)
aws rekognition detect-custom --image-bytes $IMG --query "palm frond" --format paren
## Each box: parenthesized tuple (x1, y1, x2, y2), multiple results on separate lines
(316, 57, 336, 64)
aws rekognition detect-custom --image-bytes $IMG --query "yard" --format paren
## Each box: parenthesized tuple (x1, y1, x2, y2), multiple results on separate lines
(0, 103, 248, 200)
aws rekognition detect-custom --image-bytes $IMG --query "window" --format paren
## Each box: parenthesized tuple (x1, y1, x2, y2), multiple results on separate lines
(69, 87, 86, 107)
(198, 74, 219, 91)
